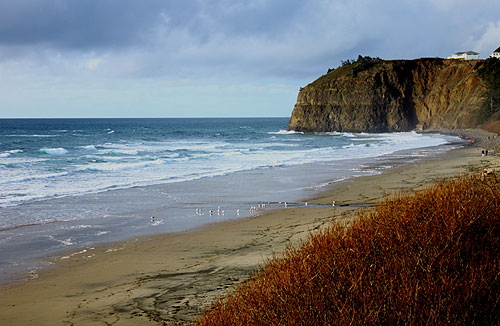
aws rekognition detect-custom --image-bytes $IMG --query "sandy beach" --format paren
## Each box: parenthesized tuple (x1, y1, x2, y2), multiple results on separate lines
(1, 132, 499, 326)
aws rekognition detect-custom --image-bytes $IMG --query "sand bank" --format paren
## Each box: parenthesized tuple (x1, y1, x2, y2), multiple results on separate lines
(1, 134, 499, 325)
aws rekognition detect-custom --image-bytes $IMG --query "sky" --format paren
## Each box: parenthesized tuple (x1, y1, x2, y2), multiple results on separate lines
(0, 0, 500, 118)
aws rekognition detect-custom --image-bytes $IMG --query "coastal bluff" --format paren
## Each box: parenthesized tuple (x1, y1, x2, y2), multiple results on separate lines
(288, 58, 486, 133)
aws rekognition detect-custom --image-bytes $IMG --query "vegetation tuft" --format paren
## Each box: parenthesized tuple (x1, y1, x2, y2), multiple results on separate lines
(476, 58, 500, 124)
(196, 173, 500, 325)
(331, 55, 383, 77)
(324, 55, 383, 77)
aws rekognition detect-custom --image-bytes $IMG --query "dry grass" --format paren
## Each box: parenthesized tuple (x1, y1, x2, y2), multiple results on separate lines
(195, 173, 500, 325)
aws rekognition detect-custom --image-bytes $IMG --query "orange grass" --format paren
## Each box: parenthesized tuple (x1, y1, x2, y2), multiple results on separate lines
(196, 173, 500, 325)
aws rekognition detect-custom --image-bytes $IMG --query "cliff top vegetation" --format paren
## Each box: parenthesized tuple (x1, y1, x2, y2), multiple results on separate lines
(308, 56, 439, 90)
(475, 58, 500, 127)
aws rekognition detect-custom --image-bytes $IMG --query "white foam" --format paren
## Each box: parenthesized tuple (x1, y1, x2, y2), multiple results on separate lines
(38, 148, 68, 155)
(0, 171, 69, 185)
(59, 238, 74, 246)
(268, 130, 304, 135)
(82, 159, 163, 172)
(96, 231, 109, 236)
(69, 225, 93, 230)
(6, 134, 58, 138)
(0, 130, 460, 209)
(49, 235, 74, 246)
(0, 149, 23, 158)
(80, 145, 96, 150)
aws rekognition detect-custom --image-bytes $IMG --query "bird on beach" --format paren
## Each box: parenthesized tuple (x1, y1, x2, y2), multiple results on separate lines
(237, 209, 240, 216)
(332, 201, 336, 207)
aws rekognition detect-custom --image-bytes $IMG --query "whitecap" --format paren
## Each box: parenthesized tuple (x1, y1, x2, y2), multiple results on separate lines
(6, 134, 58, 138)
(141, 155, 158, 161)
(49, 235, 74, 246)
(96, 231, 110, 236)
(59, 238, 74, 246)
(267, 130, 304, 135)
(69, 225, 93, 230)
(38, 147, 68, 155)
(0, 149, 23, 158)
(0, 171, 69, 185)
(80, 145, 96, 150)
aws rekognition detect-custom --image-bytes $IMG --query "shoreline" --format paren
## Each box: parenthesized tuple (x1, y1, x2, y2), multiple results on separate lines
(1, 133, 499, 325)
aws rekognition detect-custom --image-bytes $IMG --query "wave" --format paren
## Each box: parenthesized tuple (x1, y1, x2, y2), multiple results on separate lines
(1, 149, 24, 157)
(0, 128, 461, 209)
(0, 149, 21, 158)
(79, 159, 164, 172)
(38, 148, 68, 155)
(141, 155, 159, 161)
(80, 145, 96, 150)
(5, 134, 58, 138)
(103, 150, 138, 156)
(96, 231, 110, 236)
(268, 130, 304, 135)
(48, 236, 74, 246)
(0, 171, 69, 185)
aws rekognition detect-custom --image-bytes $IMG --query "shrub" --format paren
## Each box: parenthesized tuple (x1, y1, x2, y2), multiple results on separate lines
(476, 58, 500, 124)
(196, 173, 500, 325)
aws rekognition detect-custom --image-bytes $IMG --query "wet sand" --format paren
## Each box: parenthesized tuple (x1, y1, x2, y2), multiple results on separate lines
(1, 133, 499, 325)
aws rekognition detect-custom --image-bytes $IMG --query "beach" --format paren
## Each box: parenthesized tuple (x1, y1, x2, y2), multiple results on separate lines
(1, 133, 499, 325)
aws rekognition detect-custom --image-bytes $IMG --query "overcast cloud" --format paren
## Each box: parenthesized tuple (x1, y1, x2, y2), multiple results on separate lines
(1, 0, 499, 117)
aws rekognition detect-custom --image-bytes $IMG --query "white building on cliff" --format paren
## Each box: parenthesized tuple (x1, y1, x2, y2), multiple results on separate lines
(490, 46, 500, 59)
(448, 51, 480, 60)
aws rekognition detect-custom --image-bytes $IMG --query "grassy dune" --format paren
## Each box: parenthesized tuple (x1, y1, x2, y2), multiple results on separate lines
(196, 173, 500, 325)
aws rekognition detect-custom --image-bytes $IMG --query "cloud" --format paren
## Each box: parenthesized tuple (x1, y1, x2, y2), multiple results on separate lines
(84, 58, 103, 71)
(473, 19, 500, 54)
(2, 0, 500, 106)
(2, 0, 500, 118)
(0, 1, 166, 49)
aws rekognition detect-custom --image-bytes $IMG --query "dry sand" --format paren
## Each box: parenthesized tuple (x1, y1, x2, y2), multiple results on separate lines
(1, 132, 499, 326)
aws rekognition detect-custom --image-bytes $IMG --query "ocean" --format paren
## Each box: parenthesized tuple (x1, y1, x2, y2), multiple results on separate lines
(0, 118, 462, 281)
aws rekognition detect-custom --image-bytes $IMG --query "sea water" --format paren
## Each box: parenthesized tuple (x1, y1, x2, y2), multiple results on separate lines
(0, 118, 462, 281)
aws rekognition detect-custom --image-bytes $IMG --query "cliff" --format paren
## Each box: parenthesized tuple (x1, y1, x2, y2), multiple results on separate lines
(288, 58, 486, 133)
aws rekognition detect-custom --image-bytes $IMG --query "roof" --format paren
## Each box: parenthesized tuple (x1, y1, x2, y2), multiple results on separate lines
(494, 46, 500, 53)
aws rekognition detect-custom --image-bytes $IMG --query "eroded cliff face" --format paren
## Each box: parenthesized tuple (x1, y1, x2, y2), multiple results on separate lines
(288, 58, 485, 132)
